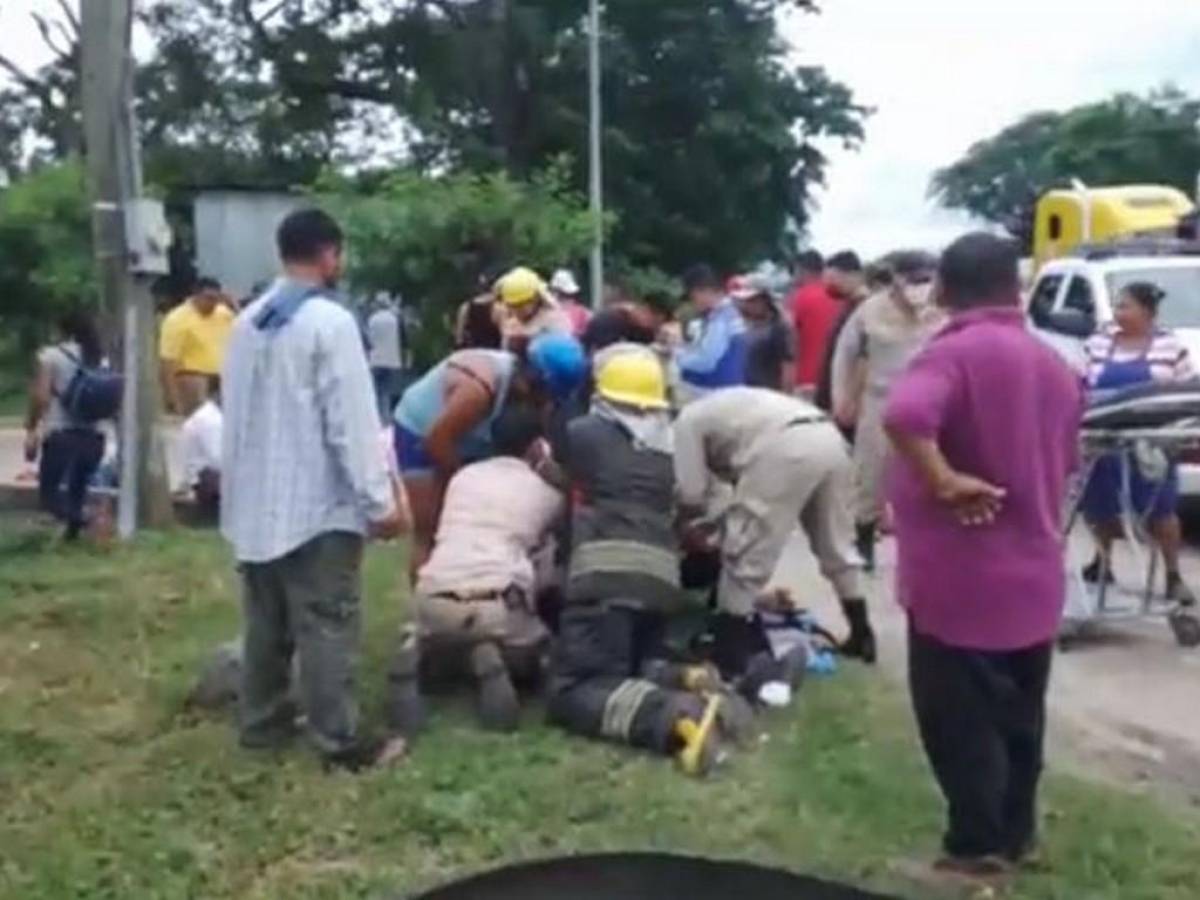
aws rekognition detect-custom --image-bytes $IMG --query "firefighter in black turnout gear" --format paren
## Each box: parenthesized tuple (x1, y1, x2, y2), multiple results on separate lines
(547, 345, 733, 775)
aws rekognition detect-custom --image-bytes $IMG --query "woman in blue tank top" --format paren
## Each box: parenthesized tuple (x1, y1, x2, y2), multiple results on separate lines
(394, 333, 587, 578)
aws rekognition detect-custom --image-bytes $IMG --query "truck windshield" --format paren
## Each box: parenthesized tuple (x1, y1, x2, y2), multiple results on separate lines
(1107, 266, 1200, 330)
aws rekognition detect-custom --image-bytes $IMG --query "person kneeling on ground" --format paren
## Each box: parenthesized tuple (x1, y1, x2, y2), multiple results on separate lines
(673, 386, 875, 670)
(547, 344, 751, 777)
(388, 407, 565, 735)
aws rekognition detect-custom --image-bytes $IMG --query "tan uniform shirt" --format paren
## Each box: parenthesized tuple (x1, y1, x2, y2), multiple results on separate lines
(674, 387, 824, 510)
(416, 456, 564, 598)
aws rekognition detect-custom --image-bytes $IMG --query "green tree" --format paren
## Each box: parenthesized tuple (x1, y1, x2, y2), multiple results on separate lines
(0, 160, 94, 357)
(319, 160, 599, 365)
(931, 90, 1200, 247)
(3, 1, 865, 273)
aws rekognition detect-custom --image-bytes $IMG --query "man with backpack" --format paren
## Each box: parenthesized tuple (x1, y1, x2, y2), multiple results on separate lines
(24, 310, 120, 541)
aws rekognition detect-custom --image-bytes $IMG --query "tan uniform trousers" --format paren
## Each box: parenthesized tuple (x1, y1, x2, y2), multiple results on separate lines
(718, 420, 862, 616)
(853, 393, 888, 526)
(416, 591, 548, 677)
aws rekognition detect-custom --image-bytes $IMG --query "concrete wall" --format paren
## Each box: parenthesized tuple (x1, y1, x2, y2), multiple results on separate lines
(194, 191, 304, 299)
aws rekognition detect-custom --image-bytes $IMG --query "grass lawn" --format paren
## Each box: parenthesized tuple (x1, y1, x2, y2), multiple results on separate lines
(1, 523, 1198, 900)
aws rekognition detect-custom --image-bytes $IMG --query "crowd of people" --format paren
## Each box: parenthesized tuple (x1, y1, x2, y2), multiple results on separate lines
(22, 204, 1199, 889)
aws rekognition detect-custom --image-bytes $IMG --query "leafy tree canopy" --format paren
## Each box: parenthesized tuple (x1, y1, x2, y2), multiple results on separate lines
(931, 89, 1200, 247)
(0, 160, 93, 354)
(319, 158, 598, 365)
(2, 0, 866, 275)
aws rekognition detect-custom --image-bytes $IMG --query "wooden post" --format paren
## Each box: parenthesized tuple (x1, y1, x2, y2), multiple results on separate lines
(80, 0, 173, 533)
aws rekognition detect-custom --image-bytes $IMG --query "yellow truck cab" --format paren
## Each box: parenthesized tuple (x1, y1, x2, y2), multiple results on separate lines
(1032, 184, 1195, 270)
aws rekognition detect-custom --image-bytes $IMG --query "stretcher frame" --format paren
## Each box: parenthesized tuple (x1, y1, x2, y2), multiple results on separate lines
(1061, 421, 1200, 647)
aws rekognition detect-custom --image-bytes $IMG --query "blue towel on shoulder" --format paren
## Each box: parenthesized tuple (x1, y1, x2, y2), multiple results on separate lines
(253, 280, 327, 333)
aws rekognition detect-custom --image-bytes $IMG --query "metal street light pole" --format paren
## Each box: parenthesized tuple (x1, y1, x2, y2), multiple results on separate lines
(587, 0, 604, 309)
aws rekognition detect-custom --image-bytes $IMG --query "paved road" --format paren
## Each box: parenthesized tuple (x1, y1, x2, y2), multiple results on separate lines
(774, 530, 1200, 805)
(0, 423, 185, 494)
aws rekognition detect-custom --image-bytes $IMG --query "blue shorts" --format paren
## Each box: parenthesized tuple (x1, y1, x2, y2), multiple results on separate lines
(1081, 452, 1179, 523)
(394, 424, 434, 478)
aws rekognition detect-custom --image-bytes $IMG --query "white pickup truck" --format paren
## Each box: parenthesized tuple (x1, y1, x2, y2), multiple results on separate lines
(1027, 251, 1200, 498)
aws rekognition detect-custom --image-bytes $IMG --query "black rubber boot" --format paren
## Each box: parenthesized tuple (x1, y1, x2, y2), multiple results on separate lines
(471, 642, 519, 732)
(1082, 554, 1115, 586)
(840, 598, 877, 664)
(1167, 571, 1197, 607)
(855, 522, 877, 573)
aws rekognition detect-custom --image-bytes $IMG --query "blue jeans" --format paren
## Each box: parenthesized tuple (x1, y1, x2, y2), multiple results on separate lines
(372, 367, 404, 423)
(38, 428, 105, 538)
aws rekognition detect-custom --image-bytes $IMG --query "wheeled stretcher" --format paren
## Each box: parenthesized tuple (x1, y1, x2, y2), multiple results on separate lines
(1061, 381, 1200, 648)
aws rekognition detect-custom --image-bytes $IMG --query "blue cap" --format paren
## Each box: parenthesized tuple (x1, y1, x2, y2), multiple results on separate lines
(527, 332, 586, 400)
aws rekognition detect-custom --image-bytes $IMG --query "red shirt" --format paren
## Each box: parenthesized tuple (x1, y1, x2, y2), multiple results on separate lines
(790, 281, 843, 388)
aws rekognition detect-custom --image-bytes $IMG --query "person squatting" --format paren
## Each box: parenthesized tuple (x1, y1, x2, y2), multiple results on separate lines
(376, 268, 875, 775)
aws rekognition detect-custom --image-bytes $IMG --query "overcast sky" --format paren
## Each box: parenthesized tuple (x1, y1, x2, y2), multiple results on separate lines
(783, 0, 1200, 256)
(4, 1, 1200, 259)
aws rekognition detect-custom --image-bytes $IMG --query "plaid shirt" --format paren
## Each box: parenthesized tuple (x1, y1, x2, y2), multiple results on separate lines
(220, 279, 395, 563)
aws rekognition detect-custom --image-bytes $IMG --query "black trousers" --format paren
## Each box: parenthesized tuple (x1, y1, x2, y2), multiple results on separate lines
(38, 428, 105, 537)
(908, 626, 1053, 860)
(548, 601, 701, 755)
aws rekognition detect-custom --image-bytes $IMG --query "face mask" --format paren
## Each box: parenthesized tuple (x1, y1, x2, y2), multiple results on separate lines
(902, 283, 932, 308)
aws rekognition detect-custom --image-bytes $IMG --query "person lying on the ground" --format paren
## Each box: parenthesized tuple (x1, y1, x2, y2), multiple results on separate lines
(387, 406, 565, 737)
(546, 344, 753, 777)
(392, 332, 586, 581)
(674, 386, 876, 668)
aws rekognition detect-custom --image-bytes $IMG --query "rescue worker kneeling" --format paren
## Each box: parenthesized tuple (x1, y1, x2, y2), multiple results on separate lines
(547, 345, 746, 776)
(674, 387, 876, 673)
(388, 406, 564, 735)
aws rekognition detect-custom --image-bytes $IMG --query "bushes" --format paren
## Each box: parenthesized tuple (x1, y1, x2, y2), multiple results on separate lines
(0, 160, 94, 360)
(319, 160, 602, 366)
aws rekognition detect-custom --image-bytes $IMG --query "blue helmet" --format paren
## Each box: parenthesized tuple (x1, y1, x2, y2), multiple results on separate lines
(527, 332, 586, 400)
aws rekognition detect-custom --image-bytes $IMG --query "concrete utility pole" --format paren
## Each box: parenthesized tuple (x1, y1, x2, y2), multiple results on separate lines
(587, 0, 604, 309)
(81, 0, 173, 535)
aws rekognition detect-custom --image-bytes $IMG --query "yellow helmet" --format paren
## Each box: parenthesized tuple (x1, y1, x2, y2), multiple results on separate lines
(596, 350, 669, 410)
(496, 266, 547, 307)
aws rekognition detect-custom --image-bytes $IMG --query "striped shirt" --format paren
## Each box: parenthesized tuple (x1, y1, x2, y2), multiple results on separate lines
(220, 278, 395, 563)
(1084, 324, 1194, 388)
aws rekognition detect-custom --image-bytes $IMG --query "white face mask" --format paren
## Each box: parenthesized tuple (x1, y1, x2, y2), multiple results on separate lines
(902, 283, 933, 309)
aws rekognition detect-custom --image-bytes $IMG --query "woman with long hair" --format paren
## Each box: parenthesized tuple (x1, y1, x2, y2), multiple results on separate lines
(24, 309, 109, 540)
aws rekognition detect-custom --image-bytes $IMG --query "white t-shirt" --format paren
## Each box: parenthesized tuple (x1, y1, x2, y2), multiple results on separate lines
(367, 308, 403, 369)
(181, 400, 223, 488)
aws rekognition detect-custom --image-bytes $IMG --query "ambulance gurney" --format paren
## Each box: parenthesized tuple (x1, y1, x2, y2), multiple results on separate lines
(410, 853, 901, 900)
(1061, 380, 1200, 647)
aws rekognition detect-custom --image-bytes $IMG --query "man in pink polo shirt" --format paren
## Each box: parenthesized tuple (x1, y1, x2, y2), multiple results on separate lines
(885, 233, 1083, 882)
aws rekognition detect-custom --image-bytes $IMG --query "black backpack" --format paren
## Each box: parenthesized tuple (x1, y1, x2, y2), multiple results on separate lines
(57, 347, 124, 424)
